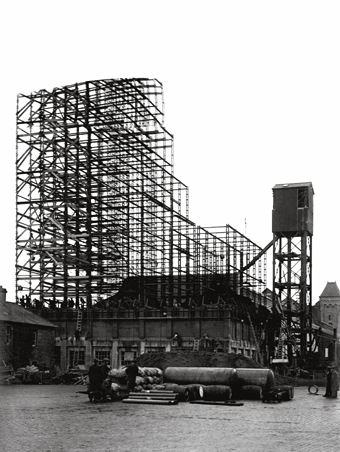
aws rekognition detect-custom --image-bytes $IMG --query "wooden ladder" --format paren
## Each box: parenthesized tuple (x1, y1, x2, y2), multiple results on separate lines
(76, 310, 83, 332)
(247, 312, 263, 365)
(193, 339, 200, 352)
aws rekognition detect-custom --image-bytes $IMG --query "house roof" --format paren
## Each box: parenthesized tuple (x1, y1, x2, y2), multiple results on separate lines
(272, 182, 314, 192)
(320, 282, 340, 298)
(0, 302, 58, 328)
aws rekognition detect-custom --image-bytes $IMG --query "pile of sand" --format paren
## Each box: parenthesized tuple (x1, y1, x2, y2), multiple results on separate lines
(137, 351, 264, 371)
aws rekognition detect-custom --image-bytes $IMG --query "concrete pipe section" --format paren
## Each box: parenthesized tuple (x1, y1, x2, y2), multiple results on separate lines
(164, 367, 238, 386)
(234, 368, 275, 391)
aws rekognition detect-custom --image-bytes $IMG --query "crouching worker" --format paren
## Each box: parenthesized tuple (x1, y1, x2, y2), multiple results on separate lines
(125, 359, 139, 393)
(172, 332, 183, 348)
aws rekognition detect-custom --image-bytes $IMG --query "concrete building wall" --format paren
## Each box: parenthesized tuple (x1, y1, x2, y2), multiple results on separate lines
(51, 309, 264, 373)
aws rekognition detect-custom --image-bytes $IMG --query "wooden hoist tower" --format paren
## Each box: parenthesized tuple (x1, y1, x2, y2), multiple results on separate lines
(272, 182, 314, 366)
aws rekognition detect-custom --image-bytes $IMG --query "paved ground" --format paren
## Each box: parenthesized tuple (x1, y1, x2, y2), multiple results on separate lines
(0, 384, 340, 452)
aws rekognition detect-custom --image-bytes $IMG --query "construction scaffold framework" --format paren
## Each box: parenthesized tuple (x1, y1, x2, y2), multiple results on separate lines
(16, 78, 268, 310)
(273, 233, 312, 362)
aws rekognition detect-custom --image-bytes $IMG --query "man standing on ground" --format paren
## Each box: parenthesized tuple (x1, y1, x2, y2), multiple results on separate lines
(88, 358, 103, 393)
(101, 358, 111, 381)
(125, 360, 139, 392)
(331, 366, 339, 398)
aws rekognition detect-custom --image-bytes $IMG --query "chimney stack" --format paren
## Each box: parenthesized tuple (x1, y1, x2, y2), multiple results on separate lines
(0, 286, 7, 304)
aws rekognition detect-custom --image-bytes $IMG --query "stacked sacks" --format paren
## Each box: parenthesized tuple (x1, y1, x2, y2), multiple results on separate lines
(17, 365, 42, 384)
(137, 367, 163, 390)
(107, 366, 163, 398)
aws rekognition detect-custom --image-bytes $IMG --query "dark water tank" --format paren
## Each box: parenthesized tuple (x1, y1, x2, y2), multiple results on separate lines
(272, 182, 314, 235)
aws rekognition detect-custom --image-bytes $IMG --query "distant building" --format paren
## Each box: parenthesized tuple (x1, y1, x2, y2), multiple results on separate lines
(317, 282, 340, 327)
(312, 281, 340, 365)
(0, 286, 58, 371)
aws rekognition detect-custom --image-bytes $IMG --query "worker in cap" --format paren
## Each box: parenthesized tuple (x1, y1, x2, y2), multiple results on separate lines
(100, 358, 111, 381)
(88, 358, 102, 393)
(125, 360, 139, 392)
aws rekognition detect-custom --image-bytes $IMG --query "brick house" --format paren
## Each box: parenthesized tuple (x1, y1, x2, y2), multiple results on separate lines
(0, 286, 58, 371)
(317, 281, 340, 328)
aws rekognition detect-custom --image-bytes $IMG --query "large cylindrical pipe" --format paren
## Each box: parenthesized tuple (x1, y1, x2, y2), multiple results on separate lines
(201, 385, 232, 401)
(234, 368, 275, 391)
(164, 367, 237, 386)
(237, 385, 263, 400)
(163, 383, 190, 401)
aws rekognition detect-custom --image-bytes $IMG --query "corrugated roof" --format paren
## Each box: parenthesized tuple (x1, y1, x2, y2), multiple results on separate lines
(0, 302, 58, 328)
(320, 282, 340, 298)
(272, 182, 314, 192)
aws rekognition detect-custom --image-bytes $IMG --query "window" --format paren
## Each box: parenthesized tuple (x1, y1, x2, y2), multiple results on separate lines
(298, 188, 308, 208)
(145, 346, 165, 353)
(6, 325, 13, 344)
(32, 331, 37, 347)
(54, 346, 61, 366)
(121, 350, 137, 366)
(69, 349, 85, 367)
(94, 350, 111, 364)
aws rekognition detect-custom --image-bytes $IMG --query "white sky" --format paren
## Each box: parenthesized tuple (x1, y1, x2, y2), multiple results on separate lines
(1, 0, 339, 303)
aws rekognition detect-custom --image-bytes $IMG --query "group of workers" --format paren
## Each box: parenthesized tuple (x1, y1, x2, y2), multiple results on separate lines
(88, 358, 139, 395)
(171, 332, 222, 352)
(88, 358, 112, 394)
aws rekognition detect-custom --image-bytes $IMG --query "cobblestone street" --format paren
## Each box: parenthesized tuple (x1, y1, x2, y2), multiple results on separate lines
(1, 385, 340, 452)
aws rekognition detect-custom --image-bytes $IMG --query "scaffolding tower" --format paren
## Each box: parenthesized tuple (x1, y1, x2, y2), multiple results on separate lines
(16, 78, 267, 309)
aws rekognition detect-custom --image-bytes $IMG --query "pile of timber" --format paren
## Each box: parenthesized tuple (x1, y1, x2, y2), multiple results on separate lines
(123, 390, 179, 405)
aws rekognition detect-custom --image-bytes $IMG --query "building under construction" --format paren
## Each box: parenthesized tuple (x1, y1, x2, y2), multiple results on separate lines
(15, 78, 279, 371)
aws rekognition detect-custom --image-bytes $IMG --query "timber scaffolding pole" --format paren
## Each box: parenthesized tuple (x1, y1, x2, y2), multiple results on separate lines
(16, 78, 268, 311)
